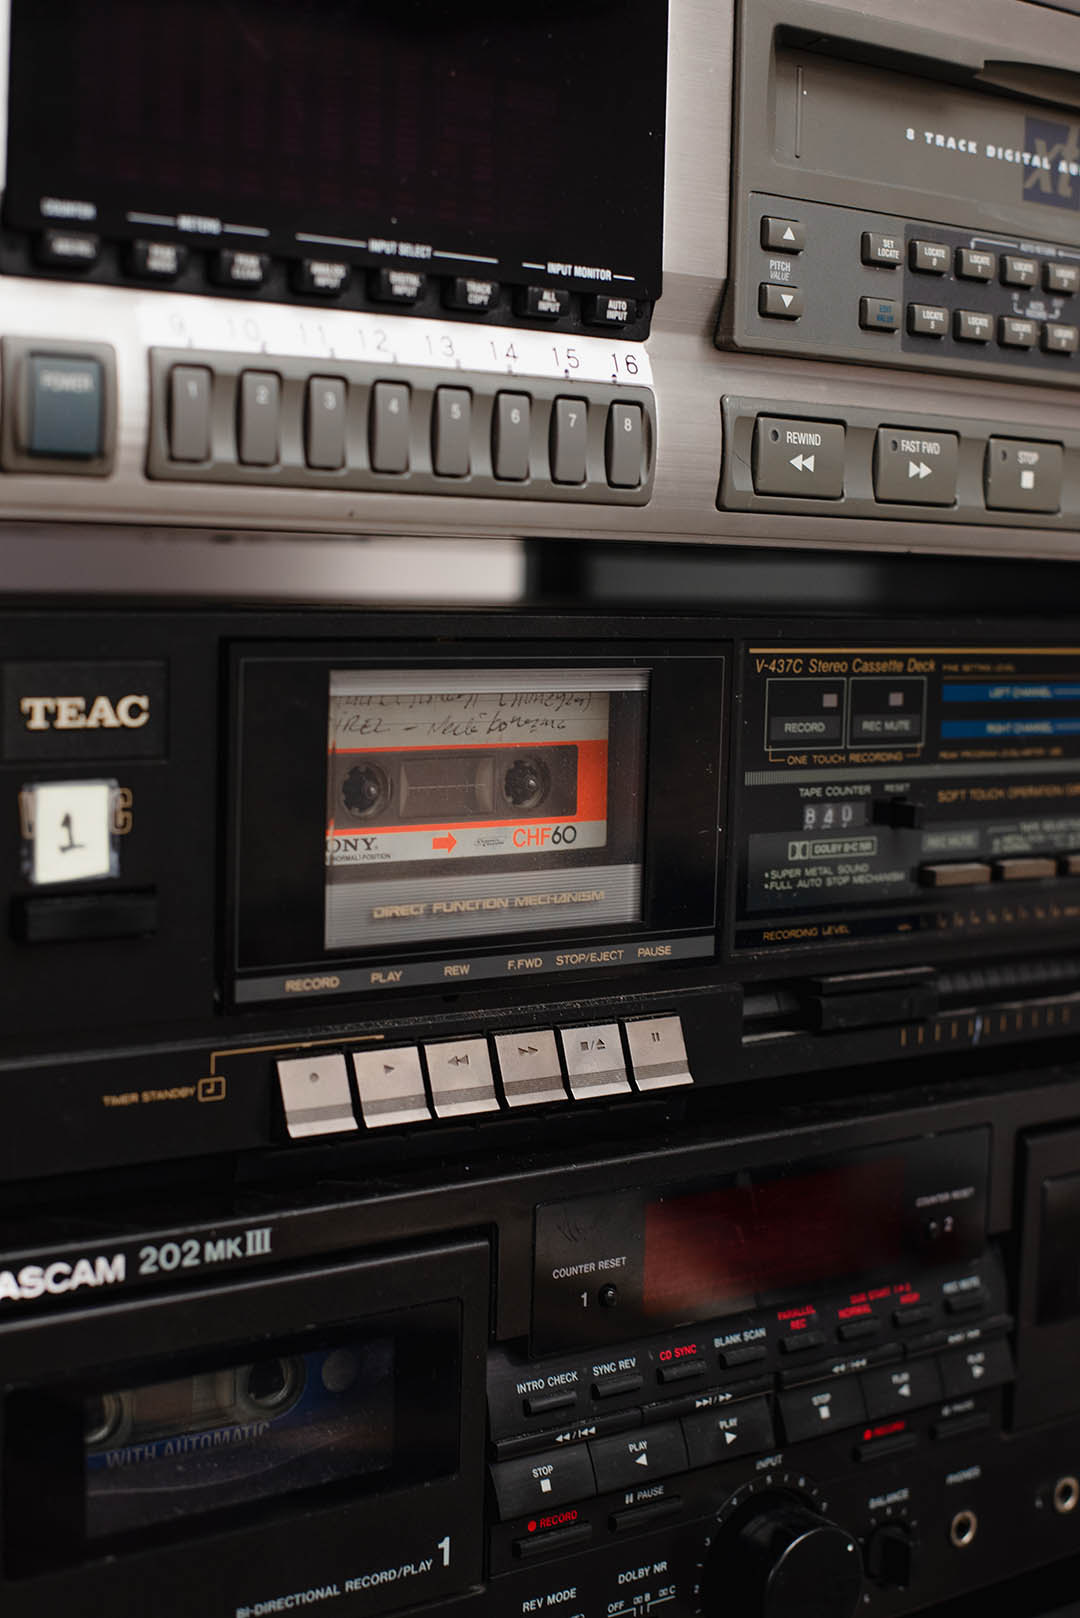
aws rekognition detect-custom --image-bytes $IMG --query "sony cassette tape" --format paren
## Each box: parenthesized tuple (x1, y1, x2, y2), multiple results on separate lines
(323, 668, 648, 951)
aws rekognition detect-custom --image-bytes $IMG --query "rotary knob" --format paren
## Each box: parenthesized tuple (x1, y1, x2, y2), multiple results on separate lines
(700, 1489, 863, 1618)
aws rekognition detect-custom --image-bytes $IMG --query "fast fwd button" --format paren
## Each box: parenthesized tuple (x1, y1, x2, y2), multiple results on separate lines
(753, 417, 845, 498)
(874, 428, 959, 506)
(682, 1396, 775, 1466)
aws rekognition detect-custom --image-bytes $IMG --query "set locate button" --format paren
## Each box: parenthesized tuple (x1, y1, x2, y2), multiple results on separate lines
(752, 416, 845, 498)
(874, 429, 958, 506)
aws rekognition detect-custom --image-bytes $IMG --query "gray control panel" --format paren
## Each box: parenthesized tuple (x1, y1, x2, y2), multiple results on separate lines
(147, 349, 655, 504)
(720, 195, 1080, 388)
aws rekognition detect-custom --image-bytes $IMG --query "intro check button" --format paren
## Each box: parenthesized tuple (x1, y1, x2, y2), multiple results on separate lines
(752, 416, 845, 498)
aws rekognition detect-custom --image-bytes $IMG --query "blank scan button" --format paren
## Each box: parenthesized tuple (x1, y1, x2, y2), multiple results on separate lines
(28, 780, 114, 885)
(352, 1045, 431, 1129)
(276, 1054, 357, 1140)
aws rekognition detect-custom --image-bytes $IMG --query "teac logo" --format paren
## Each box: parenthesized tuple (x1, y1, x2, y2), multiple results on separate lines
(19, 694, 150, 732)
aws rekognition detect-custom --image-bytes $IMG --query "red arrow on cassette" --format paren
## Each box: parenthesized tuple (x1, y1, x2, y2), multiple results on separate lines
(432, 832, 458, 853)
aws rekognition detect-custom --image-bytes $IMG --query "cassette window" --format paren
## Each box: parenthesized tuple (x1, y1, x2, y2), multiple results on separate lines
(324, 668, 648, 951)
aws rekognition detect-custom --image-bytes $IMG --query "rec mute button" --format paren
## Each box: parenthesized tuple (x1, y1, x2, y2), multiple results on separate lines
(752, 417, 845, 499)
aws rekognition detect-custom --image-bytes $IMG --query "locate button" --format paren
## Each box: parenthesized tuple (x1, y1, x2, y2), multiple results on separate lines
(752, 417, 844, 498)
(1002, 255, 1039, 287)
(25, 355, 104, 460)
(956, 248, 997, 280)
(550, 397, 588, 485)
(985, 438, 1063, 513)
(1042, 322, 1080, 354)
(491, 1446, 596, 1521)
(779, 1379, 866, 1443)
(169, 365, 212, 462)
(432, 386, 472, 477)
(919, 862, 992, 888)
(352, 1046, 431, 1129)
(276, 1053, 357, 1140)
(762, 217, 805, 251)
(1045, 261, 1080, 294)
(759, 283, 804, 319)
(606, 402, 645, 489)
(859, 296, 901, 332)
(493, 1029, 566, 1108)
(560, 1024, 631, 1099)
(238, 371, 281, 466)
(493, 392, 531, 481)
(370, 381, 411, 473)
(908, 303, 949, 337)
(589, 1422, 687, 1493)
(955, 310, 994, 343)
(425, 1036, 499, 1119)
(1000, 317, 1039, 349)
(682, 1397, 775, 1466)
(624, 1015, 693, 1091)
(306, 376, 347, 471)
(874, 428, 958, 505)
(994, 856, 1056, 881)
(861, 231, 903, 266)
(910, 240, 950, 274)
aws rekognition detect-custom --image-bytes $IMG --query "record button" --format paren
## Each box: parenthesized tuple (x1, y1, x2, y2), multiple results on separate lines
(276, 1053, 357, 1140)
(560, 1024, 631, 1099)
(682, 1396, 775, 1466)
(589, 1421, 687, 1492)
(624, 1015, 693, 1091)
(352, 1045, 431, 1128)
(426, 1037, 500, 1118)
(494, 1029, 566, 1107)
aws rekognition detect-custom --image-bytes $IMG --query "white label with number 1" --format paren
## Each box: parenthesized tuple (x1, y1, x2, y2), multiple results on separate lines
(30, 780, 114, 885)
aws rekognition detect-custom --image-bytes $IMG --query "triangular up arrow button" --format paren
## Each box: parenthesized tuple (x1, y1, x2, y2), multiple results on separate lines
(783, 226, 796, 241)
